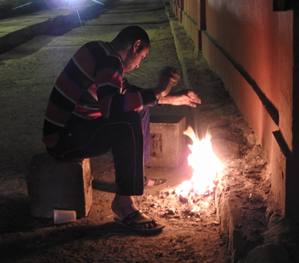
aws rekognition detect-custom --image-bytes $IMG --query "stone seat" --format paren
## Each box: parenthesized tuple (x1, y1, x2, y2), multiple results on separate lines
(26, 153, 93, 219)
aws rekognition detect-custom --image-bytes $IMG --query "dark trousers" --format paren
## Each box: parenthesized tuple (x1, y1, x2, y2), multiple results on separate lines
(47, 107, 151, 196)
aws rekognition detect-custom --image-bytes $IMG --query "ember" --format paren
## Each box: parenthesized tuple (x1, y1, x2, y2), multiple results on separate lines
(141, 189, 215, 219)
(175, 126, 223, 199)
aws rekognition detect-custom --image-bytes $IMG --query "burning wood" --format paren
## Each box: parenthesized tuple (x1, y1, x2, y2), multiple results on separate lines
(175, 127, 222, 207)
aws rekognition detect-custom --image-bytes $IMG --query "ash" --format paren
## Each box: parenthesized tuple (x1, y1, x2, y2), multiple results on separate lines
(136, 188, 219, 224)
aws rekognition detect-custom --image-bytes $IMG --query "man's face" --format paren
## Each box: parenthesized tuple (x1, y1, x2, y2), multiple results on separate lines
(124, 45, 150, 72)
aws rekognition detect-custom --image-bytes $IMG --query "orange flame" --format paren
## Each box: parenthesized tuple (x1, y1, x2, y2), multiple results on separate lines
(176, 126, 222, 198)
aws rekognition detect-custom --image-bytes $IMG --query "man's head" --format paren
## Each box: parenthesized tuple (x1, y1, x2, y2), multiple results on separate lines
(111, 26, 151, 72)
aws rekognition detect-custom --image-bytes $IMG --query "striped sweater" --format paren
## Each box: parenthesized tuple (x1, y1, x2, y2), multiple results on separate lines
(43, 41, 157, 148)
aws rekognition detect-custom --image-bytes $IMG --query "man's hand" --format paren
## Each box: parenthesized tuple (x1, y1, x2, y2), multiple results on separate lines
(158, 90, 201, 107)
(155, 67, 181, 99)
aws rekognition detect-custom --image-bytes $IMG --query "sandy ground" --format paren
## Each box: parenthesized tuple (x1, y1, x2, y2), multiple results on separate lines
(0, 0, 285, 262)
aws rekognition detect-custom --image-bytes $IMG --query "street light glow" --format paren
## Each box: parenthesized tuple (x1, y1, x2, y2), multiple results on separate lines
(44, 0, 103, 9)
(12, 0, 104, 28)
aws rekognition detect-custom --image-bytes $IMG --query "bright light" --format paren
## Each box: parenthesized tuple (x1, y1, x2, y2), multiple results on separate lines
(44, 0, 102, 10)
(43, 0, 104, 26)
(14, 0, 104, 27)
(175, 126, 222, 198)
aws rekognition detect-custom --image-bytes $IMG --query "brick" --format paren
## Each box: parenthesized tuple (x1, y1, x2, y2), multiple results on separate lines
(27, 153, 93, 218)
(147, 115, 186, 167)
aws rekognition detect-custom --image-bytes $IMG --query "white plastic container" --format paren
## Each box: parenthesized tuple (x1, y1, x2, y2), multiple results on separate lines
(54, 209, 76, 224)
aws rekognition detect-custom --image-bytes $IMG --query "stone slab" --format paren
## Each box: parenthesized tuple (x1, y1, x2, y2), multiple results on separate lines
(147, 115, 186, 167)
(27, 153, 93, 219)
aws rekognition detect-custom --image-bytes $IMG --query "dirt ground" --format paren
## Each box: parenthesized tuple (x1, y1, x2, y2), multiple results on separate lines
(0, 0, 288, 262)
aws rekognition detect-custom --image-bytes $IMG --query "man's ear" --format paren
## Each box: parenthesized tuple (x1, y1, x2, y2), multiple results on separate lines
(133, 40, 141, 52)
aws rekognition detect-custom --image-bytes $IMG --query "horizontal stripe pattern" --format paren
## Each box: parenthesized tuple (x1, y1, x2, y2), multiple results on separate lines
(43, 41, 157, 148)
(73, 104, 102, 119)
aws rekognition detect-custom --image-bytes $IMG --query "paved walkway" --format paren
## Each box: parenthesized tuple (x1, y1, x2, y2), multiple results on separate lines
(0, 1, 111, 53)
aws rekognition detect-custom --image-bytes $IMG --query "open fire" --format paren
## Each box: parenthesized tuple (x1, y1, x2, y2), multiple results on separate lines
(140, 126, 224, 219)
(175, 127, 223, 203)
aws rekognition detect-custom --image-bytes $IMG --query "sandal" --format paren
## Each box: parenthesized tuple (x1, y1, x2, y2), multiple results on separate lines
(114, 210, 165, 232)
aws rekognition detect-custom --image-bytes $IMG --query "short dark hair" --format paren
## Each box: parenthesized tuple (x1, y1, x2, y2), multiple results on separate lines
(114, 26, 150, 51)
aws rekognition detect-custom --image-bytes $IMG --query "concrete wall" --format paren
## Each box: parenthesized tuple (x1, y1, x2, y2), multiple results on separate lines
(170, 0, 299, 220)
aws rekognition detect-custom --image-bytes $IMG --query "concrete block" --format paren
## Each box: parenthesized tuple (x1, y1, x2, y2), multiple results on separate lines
(147, 115, 186, 167)
(27, 153, 93, 219)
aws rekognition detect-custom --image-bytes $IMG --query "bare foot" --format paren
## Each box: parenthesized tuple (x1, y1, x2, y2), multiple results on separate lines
(145, 178, 156, 187)
(144, 177, 167, 188)
(111, 194, 157, 229)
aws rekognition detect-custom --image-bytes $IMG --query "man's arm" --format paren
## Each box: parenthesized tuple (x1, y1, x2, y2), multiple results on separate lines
(154, 67, 181, 99)
(158, 90, 202, 108)
(95, 49, 157, 117)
